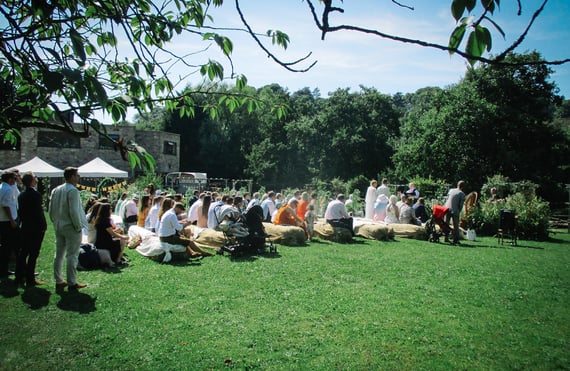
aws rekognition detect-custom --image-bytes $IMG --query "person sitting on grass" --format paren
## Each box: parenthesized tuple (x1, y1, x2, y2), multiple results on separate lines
(399, 196, 422, 226)
(158, 202, 213, 257)
(384, 195, 400, 224)
(324, 194, 355, 237)
(274, 198, 308, 237)
(94, 203, 129, 266)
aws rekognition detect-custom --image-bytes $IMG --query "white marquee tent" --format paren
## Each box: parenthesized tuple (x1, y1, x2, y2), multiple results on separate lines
(78, 157, 129, 178)
(10, 156, 64, 177)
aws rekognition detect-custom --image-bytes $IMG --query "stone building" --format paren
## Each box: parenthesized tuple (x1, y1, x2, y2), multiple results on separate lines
(0, 124, 180, 177)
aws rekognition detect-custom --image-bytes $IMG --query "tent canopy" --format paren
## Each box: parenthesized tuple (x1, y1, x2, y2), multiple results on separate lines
(10, 156, 64, 177)
(78, 157, 129, 178)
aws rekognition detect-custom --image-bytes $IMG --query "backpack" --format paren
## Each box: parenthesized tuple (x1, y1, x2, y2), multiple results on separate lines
(78, 243, 102, 270)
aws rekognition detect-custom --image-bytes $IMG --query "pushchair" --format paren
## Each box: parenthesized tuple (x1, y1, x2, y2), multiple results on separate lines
(425, 204, 452, 243)
(216, 205, 275, 256)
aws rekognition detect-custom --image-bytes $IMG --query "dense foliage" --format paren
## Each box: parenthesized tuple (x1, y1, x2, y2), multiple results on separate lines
(137, 52, 569, 202)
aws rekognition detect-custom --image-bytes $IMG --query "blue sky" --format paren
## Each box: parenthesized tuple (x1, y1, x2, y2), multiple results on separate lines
(187, 0, 570, 98)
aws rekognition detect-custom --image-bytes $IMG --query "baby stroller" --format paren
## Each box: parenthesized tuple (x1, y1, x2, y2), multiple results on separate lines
(425, 204, 452, 243)
(216, 205, 275, 256)
(244, 205, 276, 254)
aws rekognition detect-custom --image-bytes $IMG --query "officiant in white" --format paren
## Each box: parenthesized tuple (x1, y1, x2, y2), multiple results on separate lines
(364, 179, 378, 220)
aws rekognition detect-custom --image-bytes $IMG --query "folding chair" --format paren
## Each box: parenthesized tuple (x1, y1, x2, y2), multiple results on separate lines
(498, 209, 517, 246)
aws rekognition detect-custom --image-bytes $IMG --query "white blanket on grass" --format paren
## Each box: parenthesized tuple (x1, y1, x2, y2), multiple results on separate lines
(128, 226, 187, 263)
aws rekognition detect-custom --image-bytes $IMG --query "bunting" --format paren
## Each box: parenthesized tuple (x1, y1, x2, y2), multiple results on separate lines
(77, 180, 128, 192)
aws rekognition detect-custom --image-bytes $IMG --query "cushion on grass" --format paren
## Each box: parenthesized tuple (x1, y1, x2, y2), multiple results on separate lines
(186, 225, 226, 250)
(263, 223, 306, 246)
(313, 222, 353, 243)
(390, 223, 427, 240)
(355, 223, 395, 241)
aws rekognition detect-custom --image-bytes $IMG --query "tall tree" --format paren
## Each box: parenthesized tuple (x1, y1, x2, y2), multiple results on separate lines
(394, 52, 567, 190)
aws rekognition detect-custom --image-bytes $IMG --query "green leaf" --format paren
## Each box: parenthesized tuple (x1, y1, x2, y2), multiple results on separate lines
(236, 75, 247, 90)
(42, 71, 64, 92)
(481, 0, 495, 13)
(449, 24, 467, 54)
(86, 74, 108, 106)
(128, 151, 140, 171)
(44, 47, 63, 64)
(481, 27, 492, 52)
(69, 28, 86, 65)
(451, 0, 466, 21)
(465, 27, 487, 65)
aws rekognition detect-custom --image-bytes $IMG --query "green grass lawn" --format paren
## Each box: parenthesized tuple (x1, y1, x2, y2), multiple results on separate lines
(1, 222, 569, 370)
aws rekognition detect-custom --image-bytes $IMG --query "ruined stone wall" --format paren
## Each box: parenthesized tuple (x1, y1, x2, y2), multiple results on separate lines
(1, 125, 180, 176)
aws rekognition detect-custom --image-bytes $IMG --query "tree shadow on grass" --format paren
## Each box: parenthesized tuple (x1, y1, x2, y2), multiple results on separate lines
(460, 240, 544, 250)
(21, 286, 51, 310)
(57, 291, 97, 314)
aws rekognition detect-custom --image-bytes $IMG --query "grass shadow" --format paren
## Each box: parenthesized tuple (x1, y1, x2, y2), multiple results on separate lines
(168, 257, 204, 267)
(0, 278, 20, 298)
(22, 286, 51, 309)
(57, 291, 97, 314)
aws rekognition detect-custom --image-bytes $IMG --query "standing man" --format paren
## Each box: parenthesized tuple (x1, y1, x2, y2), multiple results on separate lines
(0, 171, 19, 279)
(445, 180, 466, 245)
(377, 178, 390, 197)
(49, 167, 88, 291)
(16, 172, 47, 286)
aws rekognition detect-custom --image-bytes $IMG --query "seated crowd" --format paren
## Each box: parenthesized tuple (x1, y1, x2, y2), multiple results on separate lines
(81, 179, 462, 262)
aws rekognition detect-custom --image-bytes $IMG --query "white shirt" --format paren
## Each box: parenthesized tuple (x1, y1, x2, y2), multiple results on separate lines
(188, 199, 202, 223)
(0, 181, 18, 221)
(123, 199, 138, 218)
(260, 198, 276, 220)
(246, 198, 259, 211)
(157, 208, 182, 237)
(325, 199, 350, 220)
(147, 203, 161, 230)
(208, 201, 224, 229)
(377, 184, 390, 197)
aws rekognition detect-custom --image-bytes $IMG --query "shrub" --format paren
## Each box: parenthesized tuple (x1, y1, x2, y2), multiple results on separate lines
(469, 192, 550, 240)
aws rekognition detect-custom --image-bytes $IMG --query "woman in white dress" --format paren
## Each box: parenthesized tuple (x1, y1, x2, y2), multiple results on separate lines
(384, 195, 400, 224)
(364, 179, 378, 219)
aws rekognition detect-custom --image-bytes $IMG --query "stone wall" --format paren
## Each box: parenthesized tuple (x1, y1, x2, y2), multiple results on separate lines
(0, 125, 180, 176)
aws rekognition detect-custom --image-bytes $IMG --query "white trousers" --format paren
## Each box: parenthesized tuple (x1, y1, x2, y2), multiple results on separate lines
(53, 225, 82, 285)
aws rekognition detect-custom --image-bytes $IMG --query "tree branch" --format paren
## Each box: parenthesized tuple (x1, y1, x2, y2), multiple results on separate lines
(304, 0, 569, 67)
(234, 0, 317, 72)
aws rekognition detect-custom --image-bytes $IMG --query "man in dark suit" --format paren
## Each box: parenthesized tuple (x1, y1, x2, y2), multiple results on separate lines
(16, 172, 47, 286)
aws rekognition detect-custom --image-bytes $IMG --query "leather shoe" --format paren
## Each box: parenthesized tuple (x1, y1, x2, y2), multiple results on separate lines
(55, 282, 68, 291)
(68, 282, 88, 290)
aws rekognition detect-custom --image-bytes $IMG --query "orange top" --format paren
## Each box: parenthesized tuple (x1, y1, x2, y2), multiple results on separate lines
(297, 199, 309, 220)
(274, 205, 297, 226)
(137, 208, 150, 227)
